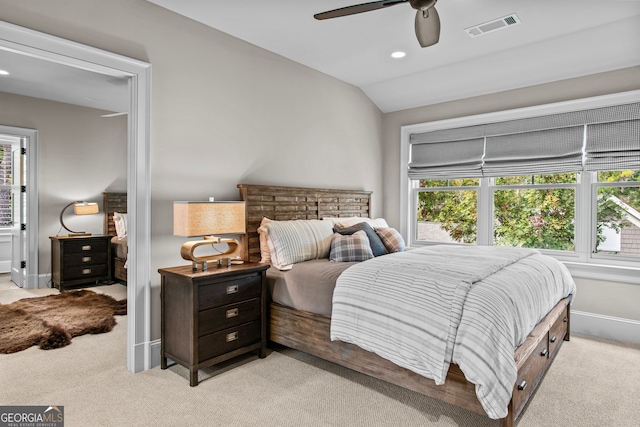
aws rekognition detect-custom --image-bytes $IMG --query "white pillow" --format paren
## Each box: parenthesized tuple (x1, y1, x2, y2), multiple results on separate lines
(256, 217, 272, 264)
(262, 219, 334, 270)
(324, 216, 389, 229)
(113, 212, 127, 239)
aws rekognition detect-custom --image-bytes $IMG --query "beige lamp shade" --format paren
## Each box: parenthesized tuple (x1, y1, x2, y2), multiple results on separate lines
(173, 201, 246, 237)
(73, 202, 99, 215)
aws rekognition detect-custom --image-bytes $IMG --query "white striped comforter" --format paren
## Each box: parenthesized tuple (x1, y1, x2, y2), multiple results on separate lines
(330, 245, 576, 419)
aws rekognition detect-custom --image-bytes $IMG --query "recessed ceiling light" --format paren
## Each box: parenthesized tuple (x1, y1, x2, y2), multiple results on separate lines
(391, 51, 406, 59)
(0, 70, 9, 76)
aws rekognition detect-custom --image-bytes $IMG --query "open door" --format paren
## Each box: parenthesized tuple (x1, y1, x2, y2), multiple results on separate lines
(10, 139, 26, 287)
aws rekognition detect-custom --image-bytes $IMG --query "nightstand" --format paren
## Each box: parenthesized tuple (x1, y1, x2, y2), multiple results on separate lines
(50, 235, 112, 291)
(159, 262, 270, 386)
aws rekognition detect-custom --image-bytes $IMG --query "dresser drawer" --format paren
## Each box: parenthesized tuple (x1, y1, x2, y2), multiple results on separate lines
(64, 252, 108, 266)
(63, 264, 108, 281)
(198, 275, 261, 310)
(62, 239, 108, 254)
(198, 298, 261, 336)
(198, 321, 261, 361)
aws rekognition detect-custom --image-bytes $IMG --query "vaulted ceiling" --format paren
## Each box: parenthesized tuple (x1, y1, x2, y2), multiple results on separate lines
(1, 1, 639, 114)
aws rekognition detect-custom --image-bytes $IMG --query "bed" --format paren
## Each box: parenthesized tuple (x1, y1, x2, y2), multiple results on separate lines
(237, 184, 573, 427)
(103, 192, 128, 283)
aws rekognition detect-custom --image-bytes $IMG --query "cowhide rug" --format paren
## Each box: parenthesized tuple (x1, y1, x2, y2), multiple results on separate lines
(0, 289, 126, 354)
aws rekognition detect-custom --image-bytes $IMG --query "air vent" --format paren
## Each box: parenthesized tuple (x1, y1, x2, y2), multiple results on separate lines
(465, 14, 521, 38)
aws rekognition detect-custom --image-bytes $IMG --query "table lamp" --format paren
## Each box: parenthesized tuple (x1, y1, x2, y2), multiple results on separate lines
(173, 201, 246, 271)
(60, 201, 99, 236)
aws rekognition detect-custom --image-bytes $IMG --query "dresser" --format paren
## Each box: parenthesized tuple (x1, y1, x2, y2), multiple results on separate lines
(50, 235, 112, 291)
(159, 262, 270, 386)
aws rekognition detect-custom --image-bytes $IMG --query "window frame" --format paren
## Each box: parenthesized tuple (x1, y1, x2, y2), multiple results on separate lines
(400, 90, 640, 283)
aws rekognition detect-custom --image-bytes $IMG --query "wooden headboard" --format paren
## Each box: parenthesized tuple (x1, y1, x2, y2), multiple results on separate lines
(102, 192, 127, 236)
(237, 184, 372, 263)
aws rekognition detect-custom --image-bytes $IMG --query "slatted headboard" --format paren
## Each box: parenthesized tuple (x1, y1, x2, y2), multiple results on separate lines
(237, 184, 372, 263)
(102, 192, 127, 236)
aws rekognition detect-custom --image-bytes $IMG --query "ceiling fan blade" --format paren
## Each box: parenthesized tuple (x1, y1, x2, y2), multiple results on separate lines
(314, 0, 408, 20)
(415, 6, 440, 47)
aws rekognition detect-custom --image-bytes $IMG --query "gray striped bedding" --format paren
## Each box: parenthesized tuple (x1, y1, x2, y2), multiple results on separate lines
(330, 245, 576, 419)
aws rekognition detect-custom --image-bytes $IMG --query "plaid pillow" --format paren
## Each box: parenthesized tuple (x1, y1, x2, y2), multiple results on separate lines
(374, 227, 405, 253)
(333, 222, 388, 257)
(329, 231, 374, 262)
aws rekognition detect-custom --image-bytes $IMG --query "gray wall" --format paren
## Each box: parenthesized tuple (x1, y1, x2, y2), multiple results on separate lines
(0, 91, 127, 275)
(0, 0, 384, 340)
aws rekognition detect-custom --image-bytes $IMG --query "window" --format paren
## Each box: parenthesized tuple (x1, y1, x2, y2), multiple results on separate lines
(400, 91, 640, 272)
(0, 144, 12, 227)
(417, 179, 479, 244)
(593, 170, 640, 259)
(492, 173, 577, 251)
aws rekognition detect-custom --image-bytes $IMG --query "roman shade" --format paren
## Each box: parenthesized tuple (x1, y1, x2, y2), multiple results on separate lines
(584, 103, 640, 171)
(408, 102, 640, 179)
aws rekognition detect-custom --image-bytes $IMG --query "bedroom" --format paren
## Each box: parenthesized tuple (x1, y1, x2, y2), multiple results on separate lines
(0, 0, 638, 424)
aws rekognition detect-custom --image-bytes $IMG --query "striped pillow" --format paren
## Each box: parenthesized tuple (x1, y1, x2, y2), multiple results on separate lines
(263, 219, 334, 270)
(329, 231, 374, 262)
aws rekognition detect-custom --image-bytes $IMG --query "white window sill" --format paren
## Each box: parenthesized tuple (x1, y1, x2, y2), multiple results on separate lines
(562, 261, 640, 285)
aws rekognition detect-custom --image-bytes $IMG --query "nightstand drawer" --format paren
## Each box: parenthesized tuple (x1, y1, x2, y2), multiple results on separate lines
(198, 275, 261, 310)
(63, 239, 109, 254)
(64, 252, 108, 266)
(198, 298, 261, 336)
(198, 320, 261, 361)
(64, 264, 108, 280)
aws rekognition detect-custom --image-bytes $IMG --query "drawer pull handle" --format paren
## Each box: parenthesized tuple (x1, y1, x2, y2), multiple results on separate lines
(226, 285, 238, 295)
(82, 256, 92, 263)
(563, 317, 568, 323)
(540, 348, 548, 357)
(550, 335, 557, 343)
(82, 245, 92, 251)
(226, 331, 238, 342)
(226, 308, 239, 318)
(82, 268, 92, 275)
(517, 380, 527, 391)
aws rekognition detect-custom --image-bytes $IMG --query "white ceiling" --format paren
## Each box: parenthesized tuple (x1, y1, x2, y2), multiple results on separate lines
(0, 48, 129, 113)
(148, 0, 640, 112)
(1, 2, 639, 114)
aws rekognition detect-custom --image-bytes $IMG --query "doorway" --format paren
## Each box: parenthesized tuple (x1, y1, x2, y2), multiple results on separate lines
(0, 127, 37, 288)
(0, 20, 152, 373)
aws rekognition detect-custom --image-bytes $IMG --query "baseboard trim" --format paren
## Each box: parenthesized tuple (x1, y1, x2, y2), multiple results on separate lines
(571, 310, 640, 344)
(150, 339, 162, 368)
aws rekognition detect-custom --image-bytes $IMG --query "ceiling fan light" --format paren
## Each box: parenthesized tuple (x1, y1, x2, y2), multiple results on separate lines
(415, 7, 440, 48)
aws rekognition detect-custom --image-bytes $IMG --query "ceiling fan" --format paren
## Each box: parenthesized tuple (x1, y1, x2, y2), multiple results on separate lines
(314, 0, 441, 48)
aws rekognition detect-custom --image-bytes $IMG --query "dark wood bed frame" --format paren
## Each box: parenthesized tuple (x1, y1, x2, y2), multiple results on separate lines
(103, 192, 127, 282)
(238, 184, 571, 427)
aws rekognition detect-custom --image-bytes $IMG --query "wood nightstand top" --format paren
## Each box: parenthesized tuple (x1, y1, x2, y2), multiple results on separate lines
(158, 262, 269, 280)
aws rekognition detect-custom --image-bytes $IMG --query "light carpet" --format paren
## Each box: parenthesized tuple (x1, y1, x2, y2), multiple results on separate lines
(1, 279, 638, 426)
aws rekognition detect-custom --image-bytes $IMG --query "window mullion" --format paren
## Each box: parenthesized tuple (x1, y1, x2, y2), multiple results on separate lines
(575, 172, 592, 262)
(477, 178, 492, 245)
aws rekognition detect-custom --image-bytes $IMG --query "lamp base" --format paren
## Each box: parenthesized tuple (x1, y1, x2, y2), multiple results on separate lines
(180, 237, 241, 272)
(68, 232, 92, 237)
